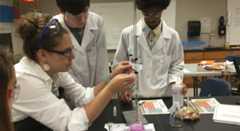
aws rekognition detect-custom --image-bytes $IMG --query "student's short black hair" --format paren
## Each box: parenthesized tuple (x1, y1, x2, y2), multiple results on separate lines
(56, 0, 90, 15)
(135, 0, 171, 10)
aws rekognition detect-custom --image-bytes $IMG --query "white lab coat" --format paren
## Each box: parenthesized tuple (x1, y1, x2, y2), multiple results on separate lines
(114, 19, 184, 97)
(12, 57, 95, 131)
(53, 12, 109, 87)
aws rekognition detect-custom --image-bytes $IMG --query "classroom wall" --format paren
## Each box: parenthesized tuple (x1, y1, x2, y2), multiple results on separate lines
(28, 0, 132, 15)
(12, 0, 228, 59)
(176, 0, 227, 47)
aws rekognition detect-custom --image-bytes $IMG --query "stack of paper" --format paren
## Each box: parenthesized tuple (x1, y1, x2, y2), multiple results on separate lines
(213, 104, 240, 126)
(190, 98, 220, 114)
(139, 99, 169, 115)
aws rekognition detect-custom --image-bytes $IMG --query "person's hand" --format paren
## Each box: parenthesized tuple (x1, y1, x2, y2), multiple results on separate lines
(181, 83, 188, 96)
(107, 72, 136, 93)
(118, 90, 133, 103)
(170, 82, 188, 96)
(111, 61, 133, 79)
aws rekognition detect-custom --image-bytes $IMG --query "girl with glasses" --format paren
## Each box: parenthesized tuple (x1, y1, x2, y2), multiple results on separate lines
(12, 12, 135, 131)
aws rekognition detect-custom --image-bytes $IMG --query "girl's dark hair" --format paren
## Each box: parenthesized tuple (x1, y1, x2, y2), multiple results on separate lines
(0, 49, 14, 131)
(17, 12, 67, 61)
(135, 0, 171, 10)
(56, 0, 90, 15)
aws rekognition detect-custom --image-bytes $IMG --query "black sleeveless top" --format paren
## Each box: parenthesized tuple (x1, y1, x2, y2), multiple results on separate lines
(14, 88, 65, 131)
(14, 117, 52, 131)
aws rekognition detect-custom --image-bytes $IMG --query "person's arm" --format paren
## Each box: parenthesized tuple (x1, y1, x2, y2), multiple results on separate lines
(60, 60, 133, 105)
(13, 74, 90, 131)
(58, 71, 135, 123)
(113, 29, 134, 102)
(93, 61, 133, 96)
(84, 72, 135, 122)
(57, 73, 95, 106)
(168, 32, 184, 84)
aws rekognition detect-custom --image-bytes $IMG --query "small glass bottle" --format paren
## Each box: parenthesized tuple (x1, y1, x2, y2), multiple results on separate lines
(172, 83, 184, 108)
(169, 82, 184, 128)
(169, 110, 183, 128)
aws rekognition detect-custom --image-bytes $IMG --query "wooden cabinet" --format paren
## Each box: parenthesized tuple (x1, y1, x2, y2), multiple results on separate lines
(184, 52, 204, 63)
(184, 49, 240, 63)
(231, 50, 240, 56)
(203, 51, 229, 62)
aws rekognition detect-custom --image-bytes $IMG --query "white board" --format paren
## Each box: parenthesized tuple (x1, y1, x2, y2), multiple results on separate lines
(91, 0, 176, 50)
(226, 0, 240, 45)
(0, 0, 12, 6)
(91, 2, 136, 50)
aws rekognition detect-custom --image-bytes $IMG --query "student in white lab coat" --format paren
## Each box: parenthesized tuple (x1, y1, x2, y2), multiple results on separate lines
(12, 12, 135, 131)
(53, 0, 109, 87)
(114, 0, 186, 99)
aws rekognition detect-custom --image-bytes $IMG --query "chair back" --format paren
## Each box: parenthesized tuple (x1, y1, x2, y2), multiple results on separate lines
(199, 78, 231, 97)
(225, 55, 240, 78)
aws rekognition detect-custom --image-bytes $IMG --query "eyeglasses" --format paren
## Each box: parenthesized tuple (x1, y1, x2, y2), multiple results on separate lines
(46, 47, 74, 58)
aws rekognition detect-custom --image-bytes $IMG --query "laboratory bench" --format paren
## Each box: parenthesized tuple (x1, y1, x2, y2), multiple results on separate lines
(183, 48, 240, 96)
(184, 47, 240, 63)
(107, 47, 240, 96)
(88, 96, 240, 131)
(107, 47, 240, 63)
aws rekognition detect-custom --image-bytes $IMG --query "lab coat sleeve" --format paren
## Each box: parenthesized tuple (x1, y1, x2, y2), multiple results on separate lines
(168, 32, 184, 84)
(57, 72, 95, 106)
(113, 30, 129, 66)
(13, 74, 90, 131)
(95, 18, 110, 82)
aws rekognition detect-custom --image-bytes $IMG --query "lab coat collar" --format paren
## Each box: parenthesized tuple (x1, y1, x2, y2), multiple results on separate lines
(53, 12, 98, 50)
(133, 20, 152, 55)
(85, 12, 98, 31)
(135, 19, 144, 36)
(81, 12, 99, 48)
(135, 19, 171, 40)
(161, 21, 172, 40)
(142, 20, 162, 35)
(54, 12, 98, 31)
(134, 19, 172, 55)
(15, 57, 52, 82)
